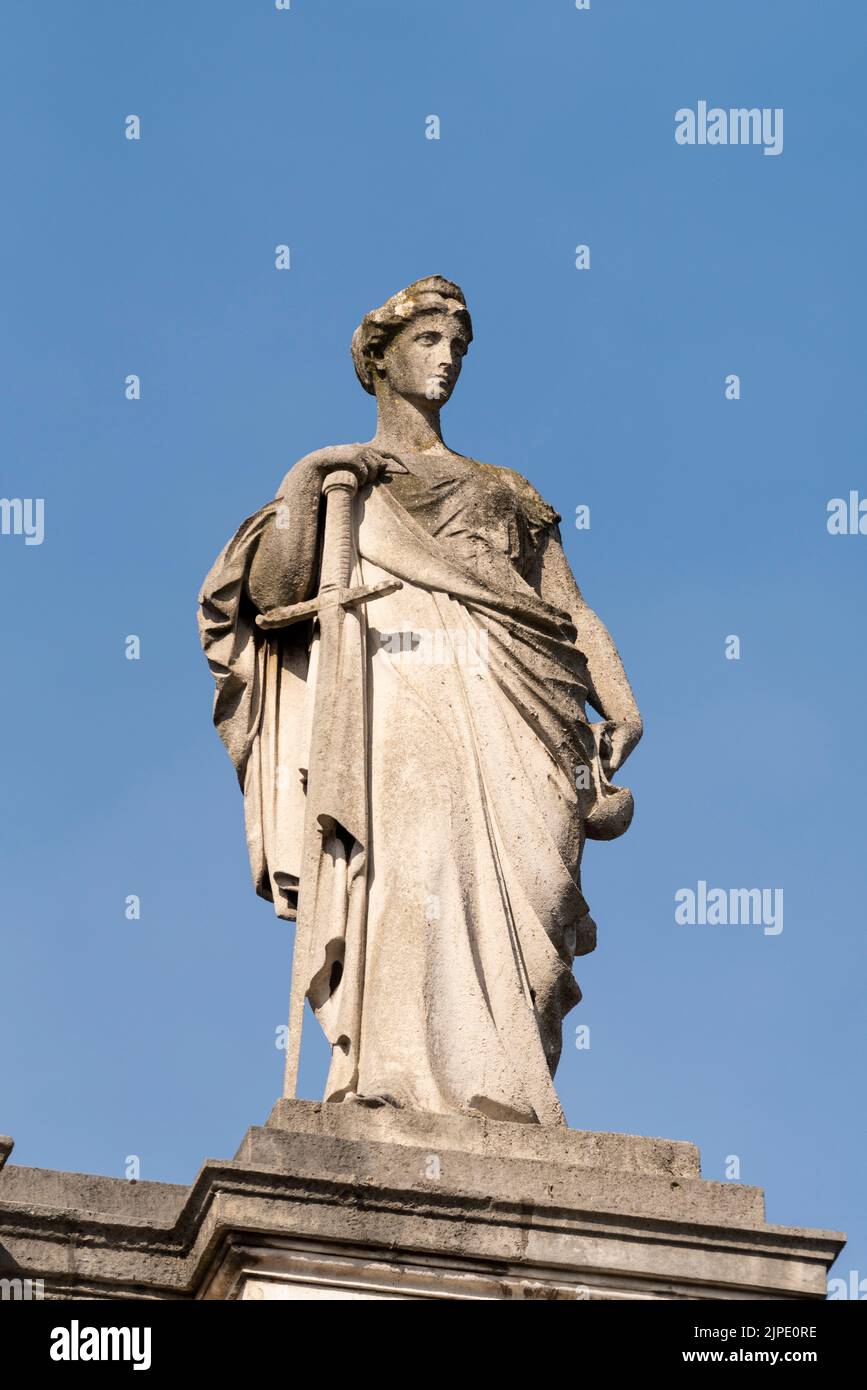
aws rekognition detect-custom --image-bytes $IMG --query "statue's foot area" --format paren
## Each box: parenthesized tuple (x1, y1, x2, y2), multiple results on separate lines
(342, 1090, 404, 1111)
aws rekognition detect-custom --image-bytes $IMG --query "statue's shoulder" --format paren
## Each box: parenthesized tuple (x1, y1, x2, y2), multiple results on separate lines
(468, 458, 562, 534)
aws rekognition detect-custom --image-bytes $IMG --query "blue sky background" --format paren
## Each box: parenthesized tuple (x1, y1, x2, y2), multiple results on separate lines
(1, 1, 863, 1291)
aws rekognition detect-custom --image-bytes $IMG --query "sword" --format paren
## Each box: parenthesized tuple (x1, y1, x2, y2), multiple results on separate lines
(255, 463, 404, 1097)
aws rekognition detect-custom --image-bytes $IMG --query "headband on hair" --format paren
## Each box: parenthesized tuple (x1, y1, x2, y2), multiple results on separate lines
(351, 276, 473, 394)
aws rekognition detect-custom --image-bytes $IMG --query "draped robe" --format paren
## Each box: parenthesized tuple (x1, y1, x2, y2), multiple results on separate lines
(199, 453, 611, 1125)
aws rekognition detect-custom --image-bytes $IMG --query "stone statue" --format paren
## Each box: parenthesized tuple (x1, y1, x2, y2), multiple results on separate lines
(199, 277, 642, 1126)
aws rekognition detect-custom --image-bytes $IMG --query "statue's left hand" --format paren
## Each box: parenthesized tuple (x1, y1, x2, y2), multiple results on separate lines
(598, 719, 643, 777)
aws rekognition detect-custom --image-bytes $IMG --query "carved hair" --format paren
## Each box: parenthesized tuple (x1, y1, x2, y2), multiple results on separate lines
(350, 276, 473, 395)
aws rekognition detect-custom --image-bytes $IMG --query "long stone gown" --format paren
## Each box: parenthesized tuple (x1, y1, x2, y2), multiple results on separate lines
(199, 452, 605, 1125)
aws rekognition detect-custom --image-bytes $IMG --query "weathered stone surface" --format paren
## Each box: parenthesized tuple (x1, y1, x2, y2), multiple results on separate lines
(0, 1101, 844, 1300)
(199, 277, 643, 1122)
(246, 1103, 762, 1228)
(261, 1098, 701, 1178)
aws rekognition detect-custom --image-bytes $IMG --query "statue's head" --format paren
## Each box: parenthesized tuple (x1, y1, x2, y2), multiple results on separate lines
(351, 276, 473, 409)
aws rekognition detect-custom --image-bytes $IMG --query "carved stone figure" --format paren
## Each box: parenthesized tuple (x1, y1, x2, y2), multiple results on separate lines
(199, 277, 642, 1125)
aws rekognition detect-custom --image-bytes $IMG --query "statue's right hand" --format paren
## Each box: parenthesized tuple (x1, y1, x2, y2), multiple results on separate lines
(296, 444, 404, 488)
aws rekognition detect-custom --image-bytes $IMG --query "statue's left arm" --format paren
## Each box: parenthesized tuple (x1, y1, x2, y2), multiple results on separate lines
(535, 527, 643, 774)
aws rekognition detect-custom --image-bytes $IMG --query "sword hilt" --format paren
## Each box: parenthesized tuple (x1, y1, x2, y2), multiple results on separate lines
(319, 469, 357, 596)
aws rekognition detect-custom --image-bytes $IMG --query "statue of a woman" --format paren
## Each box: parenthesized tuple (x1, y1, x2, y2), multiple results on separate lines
(199, 277, 642, 1126)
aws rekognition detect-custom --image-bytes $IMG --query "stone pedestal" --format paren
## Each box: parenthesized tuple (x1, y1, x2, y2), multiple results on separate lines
(0, 1102, 844, 1300)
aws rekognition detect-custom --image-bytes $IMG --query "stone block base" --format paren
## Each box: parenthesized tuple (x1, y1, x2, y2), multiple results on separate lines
(0, 1102, 844, 1300)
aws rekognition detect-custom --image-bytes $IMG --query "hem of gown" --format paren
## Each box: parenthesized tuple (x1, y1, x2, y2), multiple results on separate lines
(326, 1089, 564, 1127)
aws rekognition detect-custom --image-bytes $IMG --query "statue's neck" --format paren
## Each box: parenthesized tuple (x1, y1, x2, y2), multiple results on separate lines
(372, 387, 445, 454)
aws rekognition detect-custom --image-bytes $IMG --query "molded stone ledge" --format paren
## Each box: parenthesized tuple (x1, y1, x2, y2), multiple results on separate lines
(0, 1101, 845, 1301)
(0, 1165, 187, 1224)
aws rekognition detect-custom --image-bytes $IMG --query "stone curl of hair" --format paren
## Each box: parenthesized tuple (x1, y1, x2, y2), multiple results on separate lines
(350, 276, 473, 395)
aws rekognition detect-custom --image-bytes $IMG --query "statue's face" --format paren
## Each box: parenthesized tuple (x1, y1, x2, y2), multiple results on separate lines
(377, 311, 469, 407)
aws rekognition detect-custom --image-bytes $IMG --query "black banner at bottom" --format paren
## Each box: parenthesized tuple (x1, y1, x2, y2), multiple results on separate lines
(0, 1297, 861, 1375)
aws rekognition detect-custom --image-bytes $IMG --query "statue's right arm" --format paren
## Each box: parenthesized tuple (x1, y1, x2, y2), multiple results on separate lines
(246, 454, 322, 614)
(245, 445, 398, 614)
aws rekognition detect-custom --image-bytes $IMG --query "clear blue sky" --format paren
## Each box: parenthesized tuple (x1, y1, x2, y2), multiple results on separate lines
(1, 1, 863, 1291)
